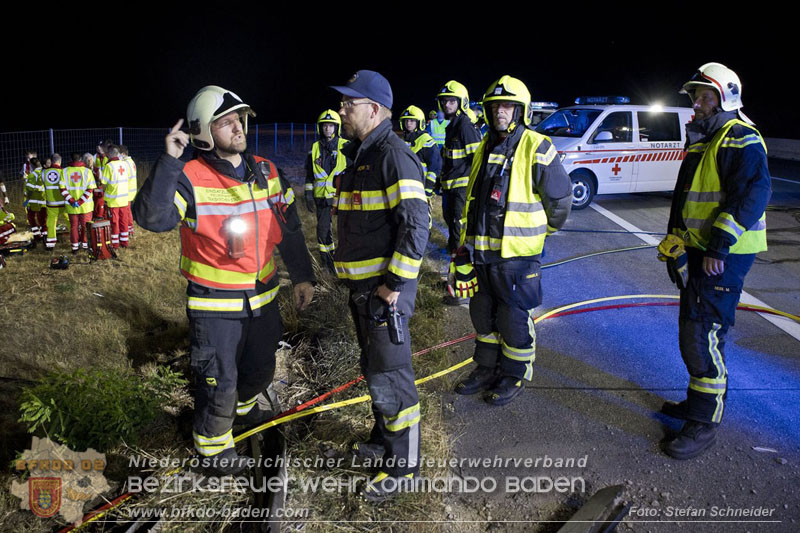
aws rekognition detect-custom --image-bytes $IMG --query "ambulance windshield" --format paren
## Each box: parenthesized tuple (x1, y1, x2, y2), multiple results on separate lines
(535, 109, 603, 138)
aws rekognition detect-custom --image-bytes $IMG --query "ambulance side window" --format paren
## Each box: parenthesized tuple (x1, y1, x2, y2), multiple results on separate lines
(588, 112, 632, 144)
(637, 112, 681, 142)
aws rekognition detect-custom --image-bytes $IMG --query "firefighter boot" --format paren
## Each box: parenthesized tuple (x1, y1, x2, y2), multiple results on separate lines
(663, 421, 718, 460)
(361, 471, 416, 503)
(455, 365, 497, 395)
(350, 441, 386, 461)
(201, 448, 252, 476)
(485, 376, 524, 406)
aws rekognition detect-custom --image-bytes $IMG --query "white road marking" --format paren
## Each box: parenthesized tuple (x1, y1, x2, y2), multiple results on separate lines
(771, 176, 800, 185)
(590, 202, 800, 342)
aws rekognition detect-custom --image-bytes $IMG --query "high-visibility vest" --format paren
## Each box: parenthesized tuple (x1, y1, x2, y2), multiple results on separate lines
(42, 166, 65, 207)
(429, 119, 448, 146)
(461, 129, 551, 257)
(61, 166, 96, 215)
(101, 159, 129, 207)
(125, 157, 138, 202)
(178, 156, 289, 291)
(308, 138, 348, 199)
(677, 118, 768, 254)
(407, 133, 437, 189)
(25, 169, 46, 210)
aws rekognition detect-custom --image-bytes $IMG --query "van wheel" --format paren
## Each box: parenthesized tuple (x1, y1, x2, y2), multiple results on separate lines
(570, 171, 596, 210)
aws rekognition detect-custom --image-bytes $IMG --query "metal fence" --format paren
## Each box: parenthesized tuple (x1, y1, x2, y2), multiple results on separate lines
(0, 124, 318, 182)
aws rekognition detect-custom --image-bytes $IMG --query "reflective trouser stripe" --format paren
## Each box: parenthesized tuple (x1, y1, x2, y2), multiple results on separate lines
(236, 395, 258, 416)
(383, 403, 421, 432)
(193, 429, 234, 456)
(319, 242, 335, 252)
(687, 323, 727, 423)
(476, 332, 501, 345)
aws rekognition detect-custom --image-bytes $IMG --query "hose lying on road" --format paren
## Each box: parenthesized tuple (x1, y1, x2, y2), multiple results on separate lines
(64, 295, 800, 531)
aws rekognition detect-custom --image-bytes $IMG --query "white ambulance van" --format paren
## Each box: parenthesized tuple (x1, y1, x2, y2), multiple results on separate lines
(534, 97, 695, 209)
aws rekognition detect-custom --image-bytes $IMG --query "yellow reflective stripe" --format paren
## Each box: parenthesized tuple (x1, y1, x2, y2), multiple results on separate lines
(443, 176, 470, 188)
(465, 142, 480, 155)
(386, 179, 427, 208)
(446, 148, 467, 159)
(720, 134, 762, 149)
(249, 285, 279, 310)
(535, 144, 557, 165)
(319, 242, 336, 252)
(187, 296, 244, 312)
(688, 142, 708, 153)
(193, 430, 234, 456)
(713, 212, 746, 239)
(184, 217, 197, 230)
(337, 190, 390, 211)
(304, 183, 314, 191)
(384, 403, 421, 432)
(335, 257, 390, 280)
(487, 154, 506, 166)
(476, 332, 501, 344)
(502, 342, 535, 361)
(181, 256, 260, 286)
(689, 377, 727, 394)
(473, 235, 503, 251)
(236, 395, 259, 415)
(388, 251, 422, 279)
(174, 191, 188, 218)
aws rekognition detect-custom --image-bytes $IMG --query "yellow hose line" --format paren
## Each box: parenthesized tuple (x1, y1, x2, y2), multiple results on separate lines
(234, 294, 800, 444)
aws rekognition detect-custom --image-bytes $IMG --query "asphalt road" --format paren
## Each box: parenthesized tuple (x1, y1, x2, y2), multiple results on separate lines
(442, 163, 800, 532)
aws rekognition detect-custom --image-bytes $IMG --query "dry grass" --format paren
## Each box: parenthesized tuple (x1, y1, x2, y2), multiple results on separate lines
(0, 168, 458, 532)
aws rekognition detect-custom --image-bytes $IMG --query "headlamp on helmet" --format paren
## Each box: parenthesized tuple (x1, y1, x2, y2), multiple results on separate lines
(186, 86, 256, 151)
(481, 75, 533, 133)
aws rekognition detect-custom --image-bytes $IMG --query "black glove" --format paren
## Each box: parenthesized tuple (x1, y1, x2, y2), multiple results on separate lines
(304, 192, 315, 213)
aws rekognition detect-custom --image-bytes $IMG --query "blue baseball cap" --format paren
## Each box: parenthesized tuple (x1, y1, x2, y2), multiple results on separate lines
(331, 70, 393, 109)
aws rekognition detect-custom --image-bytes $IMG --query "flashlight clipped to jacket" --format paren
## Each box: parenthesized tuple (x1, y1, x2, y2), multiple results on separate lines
(224, 215, 247, 258)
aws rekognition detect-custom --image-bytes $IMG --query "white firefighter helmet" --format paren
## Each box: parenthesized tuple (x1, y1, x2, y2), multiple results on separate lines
(680, 62, 743, 112)
(186, 86, 256, 151)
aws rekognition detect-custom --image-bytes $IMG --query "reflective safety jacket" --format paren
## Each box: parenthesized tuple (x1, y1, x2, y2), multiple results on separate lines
(124, 157, 138, 202)
(24, 169, 45, 210)
(669, 114, 770, 258)
(428, 118, 448, 147)
(404, 131, 442, 196)
(441, 112, 483, 190)
(60, 163, 96, 215)
(133, 151, 314, 318)
(305, 136, 349, 199)
(101, 158, 129, 207)
(461, 127, 573, 263)
(42, 166, 65, 207)
(335, 119, 430, 291)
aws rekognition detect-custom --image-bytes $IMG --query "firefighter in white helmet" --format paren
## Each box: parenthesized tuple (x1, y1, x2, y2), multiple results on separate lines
(133, 85, 315, 475)
(453, 75, 572, 406)
(658, 63, 770, 460)
(304, 109, 350, 273)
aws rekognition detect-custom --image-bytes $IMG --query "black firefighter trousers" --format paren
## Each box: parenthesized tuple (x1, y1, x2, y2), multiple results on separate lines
(348, 278, 421, 477)
(678, 248, 755, 425)
(189, 299, 283, 457)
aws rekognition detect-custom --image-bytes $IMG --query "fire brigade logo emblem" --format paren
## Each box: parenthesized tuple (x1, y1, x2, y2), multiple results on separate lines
(29, 478, 61, 518)
(45, 170, 60, 184)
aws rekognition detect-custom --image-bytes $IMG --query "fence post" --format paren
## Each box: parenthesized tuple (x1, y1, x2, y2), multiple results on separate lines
(274, 123, 278, 155)
(49, 129, 55, 155)
(119, 127, 123, 145)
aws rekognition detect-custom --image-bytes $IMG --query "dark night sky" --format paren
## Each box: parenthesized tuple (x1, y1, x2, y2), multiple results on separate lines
(3, 9, 798, 139)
